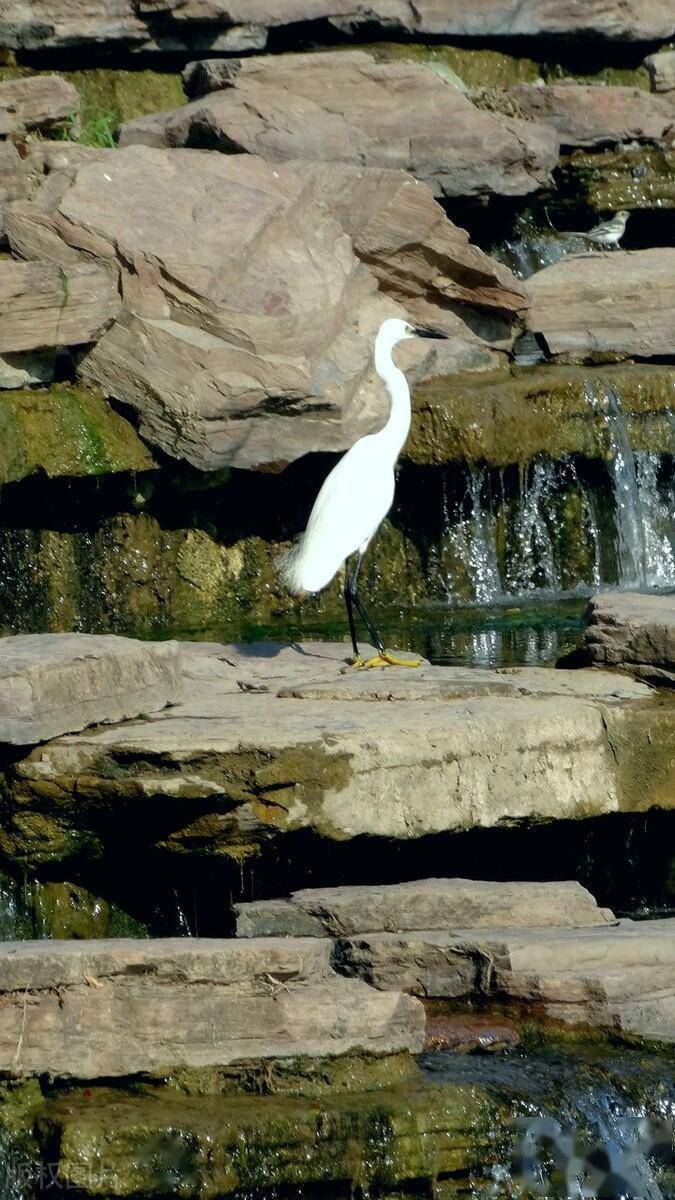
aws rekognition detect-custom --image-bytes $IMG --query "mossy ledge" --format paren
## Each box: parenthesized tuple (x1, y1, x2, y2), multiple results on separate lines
(0, 385, 154, 485)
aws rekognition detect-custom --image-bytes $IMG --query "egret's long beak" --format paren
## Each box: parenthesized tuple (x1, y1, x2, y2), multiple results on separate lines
(413, 326, 449, 339)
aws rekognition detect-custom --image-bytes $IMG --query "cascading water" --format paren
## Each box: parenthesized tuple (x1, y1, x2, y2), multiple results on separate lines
(436, 389, 674, 606)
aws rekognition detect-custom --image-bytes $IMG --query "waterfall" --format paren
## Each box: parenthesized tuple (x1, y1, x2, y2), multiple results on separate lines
(586, 383, 675, 590)
(436, 384, 673, 605)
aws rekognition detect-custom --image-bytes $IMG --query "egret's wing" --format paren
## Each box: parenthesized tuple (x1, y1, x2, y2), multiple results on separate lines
(281, 438, 394, 593)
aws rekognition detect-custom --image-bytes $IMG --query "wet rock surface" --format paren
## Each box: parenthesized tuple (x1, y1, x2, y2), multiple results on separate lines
(0, 633, 181, 745)
(423, 1011, 520, 1053)
(579, 591, 675, 682)
(0, 937, 424, 1077)
(0, 639, 670, 870)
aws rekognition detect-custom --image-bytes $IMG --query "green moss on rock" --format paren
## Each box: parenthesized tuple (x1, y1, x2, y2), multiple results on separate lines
(410, 363, 675, 467)
(36, 1081, 498, 1198)
(0, 385, 155, 485)
(559, 146, 675, 211)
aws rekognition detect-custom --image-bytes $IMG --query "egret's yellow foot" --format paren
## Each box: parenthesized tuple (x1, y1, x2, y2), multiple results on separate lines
(355, 651, 422, 669)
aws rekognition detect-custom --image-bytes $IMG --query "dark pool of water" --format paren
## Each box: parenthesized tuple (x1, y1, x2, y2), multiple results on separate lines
(172, 596, 587, 670)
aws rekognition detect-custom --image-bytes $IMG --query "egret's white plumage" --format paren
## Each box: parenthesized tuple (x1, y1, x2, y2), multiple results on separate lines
(280, 318, 416, 594)
(280, 316, 447, 666)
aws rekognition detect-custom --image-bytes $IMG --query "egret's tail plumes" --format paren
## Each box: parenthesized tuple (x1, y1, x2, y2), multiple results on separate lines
(279, 531, 339, 595)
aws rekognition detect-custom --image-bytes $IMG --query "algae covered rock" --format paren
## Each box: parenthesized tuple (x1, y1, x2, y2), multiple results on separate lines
(0, 384, 154, 485)
(35, 1081, 496, 1197)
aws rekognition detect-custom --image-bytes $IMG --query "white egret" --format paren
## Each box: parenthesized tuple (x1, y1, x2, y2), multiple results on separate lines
(280, 317, 448, 668)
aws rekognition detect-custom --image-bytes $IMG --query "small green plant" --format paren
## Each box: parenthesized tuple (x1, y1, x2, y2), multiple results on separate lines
(78, 108, 118, 148)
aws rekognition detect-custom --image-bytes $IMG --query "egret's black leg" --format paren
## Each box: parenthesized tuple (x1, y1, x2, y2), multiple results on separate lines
(343, 559, 360, 659)
(348, 553, 385, 654)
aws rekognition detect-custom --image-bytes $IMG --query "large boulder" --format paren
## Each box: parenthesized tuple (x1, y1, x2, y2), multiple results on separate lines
(7, 144, 525, 471)
(526, 249, 675, 360)
(128, 51, 559, 201)
(2, 1, 673, 52)
(510, 81, 675, 148)
(0, 633, 181, 746)
(0, 937, 424, 1077)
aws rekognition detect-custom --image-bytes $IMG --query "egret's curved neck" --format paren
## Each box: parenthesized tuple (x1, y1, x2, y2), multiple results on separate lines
(374, 337, 411, 459)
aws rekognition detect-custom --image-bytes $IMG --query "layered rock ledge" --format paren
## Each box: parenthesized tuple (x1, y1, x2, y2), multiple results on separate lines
(0, 937, 423, 1078)
(236, 878, 675, 1044)
(1, 638, 671, 871)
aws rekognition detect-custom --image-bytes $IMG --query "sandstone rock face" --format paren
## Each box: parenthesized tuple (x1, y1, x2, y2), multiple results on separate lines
(510, 82, 675, 148)
(334, 919, 675, 1041)
(0, 75, 79, 137)
(526, 250, 675, 359)
(235, 879, 614, 938)
(0, 259, 120, 353)
(0, 937, 424, 1077)
(7, 145, 522, 471)
(2, 641, 670, 872)
(0, 634, 181, 746)
(2, 1, 672, 52)
(580, 592, 675, 681)
(645, 49, 675, 92)
(147, 51, 559, 201)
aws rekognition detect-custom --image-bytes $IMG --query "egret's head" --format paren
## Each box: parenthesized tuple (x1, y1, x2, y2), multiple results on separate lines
(377, 317, 449, 349)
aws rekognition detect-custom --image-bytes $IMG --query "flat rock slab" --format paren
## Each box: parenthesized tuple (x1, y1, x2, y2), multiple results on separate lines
(527, 249, 675, 359)
(37, 1079, 489, 1198)
(581, 591, 675, 677)
(140, 50, 558, 201)
(0, 937, 423, 1078)
(0, 633, 182, 746)
(235, 879, 615, 939)
(3, 640, 671, 869)
(334, 918, 675, 1042)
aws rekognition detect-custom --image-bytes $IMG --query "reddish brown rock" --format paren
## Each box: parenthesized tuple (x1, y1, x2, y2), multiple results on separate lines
(7, 144, 523, 471)
(526, 249, 675, 360)
(511, 82, 675, 149)
(0, 259, 120, 353)
(424, 1012, 520, 1053)
(146, 51, 558, 201)
(0, 75, 79, 138)
(2, 0, 672, 52)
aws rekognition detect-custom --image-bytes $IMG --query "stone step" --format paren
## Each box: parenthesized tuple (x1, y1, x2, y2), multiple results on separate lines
(4, 640, 670, 874)
(0, 938, 424, 1079)
(333, 918, 675, 1042)
(235, 878, 615, 938)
